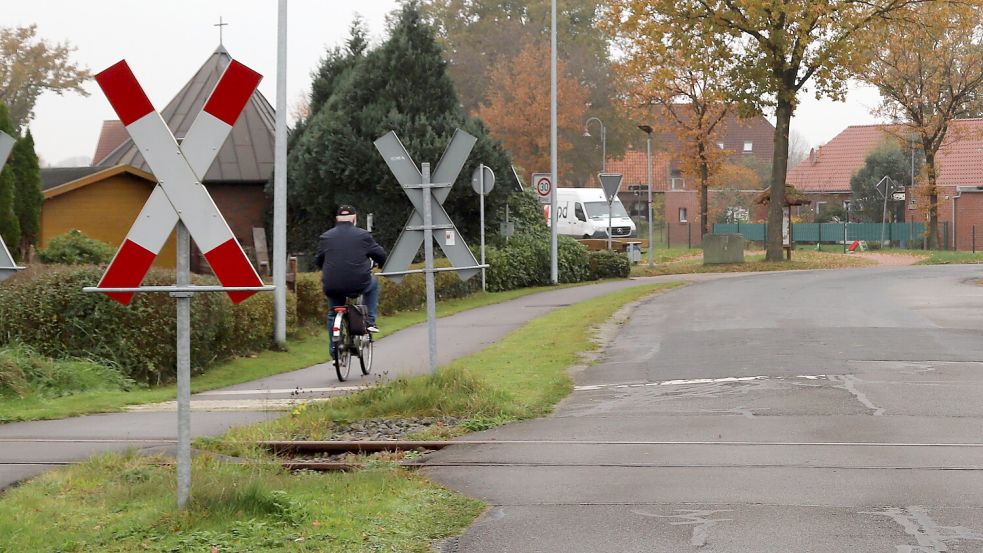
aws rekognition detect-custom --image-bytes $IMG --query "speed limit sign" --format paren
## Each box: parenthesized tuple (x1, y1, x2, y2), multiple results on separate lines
(532, 172, 552, 204)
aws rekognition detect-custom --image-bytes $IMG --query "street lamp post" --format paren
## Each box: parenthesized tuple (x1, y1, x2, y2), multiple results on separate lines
(584, 116, 607, 172)
(638, 125, 654, 267)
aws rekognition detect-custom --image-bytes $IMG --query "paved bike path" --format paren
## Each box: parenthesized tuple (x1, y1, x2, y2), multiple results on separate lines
(0, 273, 734, 491)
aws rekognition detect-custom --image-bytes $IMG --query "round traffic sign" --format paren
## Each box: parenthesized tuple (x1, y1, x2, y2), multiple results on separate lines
(536, 176, 552, 198)
(471, 165, 496, 195)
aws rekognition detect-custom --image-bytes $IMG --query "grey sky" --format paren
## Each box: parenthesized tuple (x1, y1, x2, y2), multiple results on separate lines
(6, 1, 882, 166)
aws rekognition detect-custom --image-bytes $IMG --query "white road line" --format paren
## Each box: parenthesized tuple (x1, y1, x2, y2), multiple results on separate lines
(126, 398, 335, 412)
(195, 386, 368, 396)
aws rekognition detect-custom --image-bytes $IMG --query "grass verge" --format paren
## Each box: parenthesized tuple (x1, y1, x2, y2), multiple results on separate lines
(0, 282, 682, 553)
(0, 282, 594, 423)
(631, 249, 875, 277)
(915, 250, 983, 265)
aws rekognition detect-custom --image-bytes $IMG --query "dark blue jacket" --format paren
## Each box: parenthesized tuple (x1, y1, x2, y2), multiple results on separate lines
(314, 222, 387, 297)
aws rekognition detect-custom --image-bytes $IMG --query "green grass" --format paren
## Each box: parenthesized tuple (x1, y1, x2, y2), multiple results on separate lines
(915, 250, 983, 265)
(0, 451, 482, 552)
(0, 283, 593, 423)
(0, 282, 683, 553)
(631, 249, 876, 277)
(220, 282, 683, 445)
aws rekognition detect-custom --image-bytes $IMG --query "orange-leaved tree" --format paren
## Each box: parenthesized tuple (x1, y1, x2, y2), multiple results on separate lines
(477, 41, 589, 180)
(605, 0, 926, 261)
(608, 14, 737, 238)
(860, 1, 983, 248)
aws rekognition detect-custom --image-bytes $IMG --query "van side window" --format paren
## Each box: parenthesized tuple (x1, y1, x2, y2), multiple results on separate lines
(575, 203, 587, 221)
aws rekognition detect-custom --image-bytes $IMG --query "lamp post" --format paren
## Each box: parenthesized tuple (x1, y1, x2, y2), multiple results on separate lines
(584, 116, 607, 172)
(638, 125, 654, 267)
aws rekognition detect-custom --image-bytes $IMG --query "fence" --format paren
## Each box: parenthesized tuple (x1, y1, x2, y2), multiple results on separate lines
(713, 222, 952, 250)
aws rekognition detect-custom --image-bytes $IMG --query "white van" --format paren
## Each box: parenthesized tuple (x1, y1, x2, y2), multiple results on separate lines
(548, 188, 637, 239)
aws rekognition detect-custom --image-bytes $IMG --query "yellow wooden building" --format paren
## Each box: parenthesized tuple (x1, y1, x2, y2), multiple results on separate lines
(40, 165, 177, 268)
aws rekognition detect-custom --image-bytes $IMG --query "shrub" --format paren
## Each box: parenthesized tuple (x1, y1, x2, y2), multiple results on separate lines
(589, 250, 631, 279)
(486, 234, 596, 292)
(294, 261, 481, 328)
(0, 343, 131, 399)
(0, 265, 278, 386)
(37, 229, 114, 265)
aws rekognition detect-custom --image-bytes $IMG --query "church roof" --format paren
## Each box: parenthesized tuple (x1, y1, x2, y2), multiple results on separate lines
(96, 45, 275, 183)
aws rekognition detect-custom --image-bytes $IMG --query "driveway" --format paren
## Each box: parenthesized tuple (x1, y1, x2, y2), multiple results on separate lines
(426, 265, 983, 552)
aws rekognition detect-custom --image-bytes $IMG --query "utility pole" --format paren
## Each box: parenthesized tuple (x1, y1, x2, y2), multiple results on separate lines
(549, 0, 558, 284)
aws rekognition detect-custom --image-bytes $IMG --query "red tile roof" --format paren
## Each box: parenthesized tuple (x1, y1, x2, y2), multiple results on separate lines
(605, 148, 672, 192)
(602, 113, 776, 192)
(91, 120, 127, 166)
(787, 119, 983, 193)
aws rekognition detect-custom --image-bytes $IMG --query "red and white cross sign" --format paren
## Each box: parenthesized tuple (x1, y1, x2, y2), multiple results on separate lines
(94, 59, 263, 305)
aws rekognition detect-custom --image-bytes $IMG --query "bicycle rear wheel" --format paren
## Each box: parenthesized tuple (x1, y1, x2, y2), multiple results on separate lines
(358, 335, 373, 375)
(334, 316, 353, 382)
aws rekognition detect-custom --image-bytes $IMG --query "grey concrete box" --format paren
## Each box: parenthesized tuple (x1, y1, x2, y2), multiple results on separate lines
(703, 233, 745, 264)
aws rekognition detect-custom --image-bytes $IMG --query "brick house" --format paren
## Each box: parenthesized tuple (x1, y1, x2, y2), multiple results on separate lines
(786, 120, 983, 249)
(58, 44, 275, 272)
(605, 113, 775, 246)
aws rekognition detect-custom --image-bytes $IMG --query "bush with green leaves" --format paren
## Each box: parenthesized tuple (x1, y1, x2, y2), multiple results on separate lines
(294, 262, 480, 328)
(38, 230, 114, 265)
(0, 265, 294, 386)
(588, 250, 631, 279)
(485, 234, 593, 292)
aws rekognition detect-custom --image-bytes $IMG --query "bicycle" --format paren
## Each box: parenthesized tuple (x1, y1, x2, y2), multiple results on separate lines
(330, 296, 374, 382)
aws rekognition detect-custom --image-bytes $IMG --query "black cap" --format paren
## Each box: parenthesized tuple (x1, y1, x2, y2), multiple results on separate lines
(336, 205, 357, 216)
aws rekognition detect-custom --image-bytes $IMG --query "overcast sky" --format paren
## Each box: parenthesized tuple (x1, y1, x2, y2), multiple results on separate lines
(6, 0, 883, 166)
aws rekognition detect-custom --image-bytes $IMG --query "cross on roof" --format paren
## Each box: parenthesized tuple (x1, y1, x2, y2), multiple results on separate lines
(214, 16, 229, 46)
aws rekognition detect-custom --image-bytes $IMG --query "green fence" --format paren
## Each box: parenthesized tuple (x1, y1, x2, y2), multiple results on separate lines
(713, 222, 937, 247)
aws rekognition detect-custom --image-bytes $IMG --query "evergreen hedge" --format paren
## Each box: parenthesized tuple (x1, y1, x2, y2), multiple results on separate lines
(0, 266, 296, 386)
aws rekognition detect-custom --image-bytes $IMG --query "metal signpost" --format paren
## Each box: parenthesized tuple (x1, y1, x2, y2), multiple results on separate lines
(471, 164, 495, 291)
(374, 129, 487, 374)
(83, 59, 273, 509)
(0, 131, 24, 281)
(598, 173, 624, 251)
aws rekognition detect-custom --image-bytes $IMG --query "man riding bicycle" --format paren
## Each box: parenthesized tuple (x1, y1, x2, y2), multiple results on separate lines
(315, 205, 387, 346)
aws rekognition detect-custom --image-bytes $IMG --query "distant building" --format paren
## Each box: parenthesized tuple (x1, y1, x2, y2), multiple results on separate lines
(605, 113, 775, 246)
(786, 120, 983, 249)
(41, 45, 274, 271)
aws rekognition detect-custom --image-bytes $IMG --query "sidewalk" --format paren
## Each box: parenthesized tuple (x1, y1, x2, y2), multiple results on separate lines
(0, 274, 726, 491)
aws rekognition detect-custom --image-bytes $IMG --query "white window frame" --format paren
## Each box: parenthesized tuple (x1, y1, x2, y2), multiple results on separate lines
(670, 177, 685, 190)
(743, 141, 753, 152)
(679, 207, 688, 223)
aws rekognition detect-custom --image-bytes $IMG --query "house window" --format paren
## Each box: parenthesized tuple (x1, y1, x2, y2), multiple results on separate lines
(670, 169, 684, 190)
(717, 142, 725, 150)
(815, 201, 827, 214)
(679, 207, 688, 223)
(743, 141, 753, 152)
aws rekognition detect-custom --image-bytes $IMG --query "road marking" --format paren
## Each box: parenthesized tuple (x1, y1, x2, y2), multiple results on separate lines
(575, 376, 773, 391)
(126, 398, 335, 412)
(195, 386, 369, 396)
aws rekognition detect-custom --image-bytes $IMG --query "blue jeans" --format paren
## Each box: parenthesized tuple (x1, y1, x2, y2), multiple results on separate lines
(327, 276, 379, 358)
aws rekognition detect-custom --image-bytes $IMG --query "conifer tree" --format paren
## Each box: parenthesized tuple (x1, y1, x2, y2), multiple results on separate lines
(11, 129, 42, 257)
(0, 104, 20, 253)
(288, 2, 514, 255)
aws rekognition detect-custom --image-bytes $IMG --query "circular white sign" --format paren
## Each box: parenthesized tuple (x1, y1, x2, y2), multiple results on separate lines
(536, 176, 552, 198)
(471, 165, 496, 195)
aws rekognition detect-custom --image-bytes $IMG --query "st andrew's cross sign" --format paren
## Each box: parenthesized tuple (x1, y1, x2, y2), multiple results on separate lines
(93, 60, 263, 304)
(374, 129, 481, 282)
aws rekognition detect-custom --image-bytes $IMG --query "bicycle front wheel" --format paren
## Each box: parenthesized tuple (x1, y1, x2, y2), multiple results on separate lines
(334, 316, 353, 382)
(358, 335, 373, 375)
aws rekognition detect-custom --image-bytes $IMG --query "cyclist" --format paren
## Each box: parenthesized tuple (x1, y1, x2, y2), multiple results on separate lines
(315, 205, 387, 349)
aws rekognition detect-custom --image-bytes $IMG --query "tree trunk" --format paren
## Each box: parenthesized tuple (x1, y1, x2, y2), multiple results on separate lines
(766, 98, 793, 261)
(698, 141, 710, 238)
(924, 148, 940, 249)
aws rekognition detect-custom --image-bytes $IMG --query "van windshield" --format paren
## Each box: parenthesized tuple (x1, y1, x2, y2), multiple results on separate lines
(584, 201, 629, 219)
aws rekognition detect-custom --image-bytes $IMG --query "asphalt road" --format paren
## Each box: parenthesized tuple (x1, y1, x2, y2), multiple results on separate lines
(426, 265, 983, 553)
(0, 273, 730, 491)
